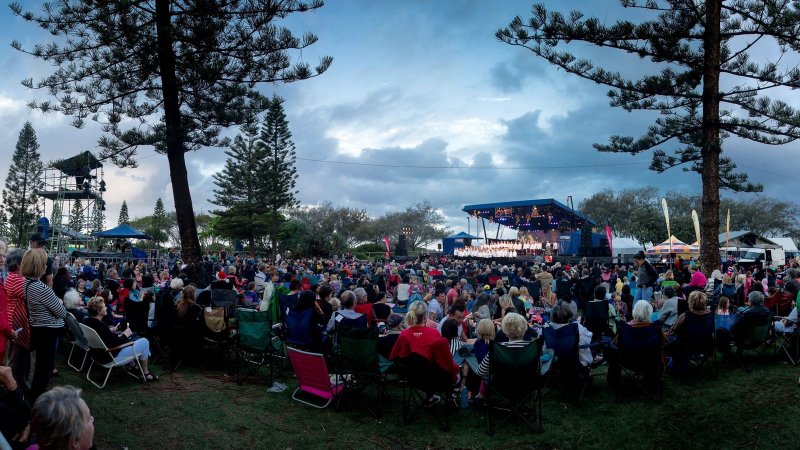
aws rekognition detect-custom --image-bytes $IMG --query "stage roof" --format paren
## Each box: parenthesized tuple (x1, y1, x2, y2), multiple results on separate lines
(463, 198, 597, 231)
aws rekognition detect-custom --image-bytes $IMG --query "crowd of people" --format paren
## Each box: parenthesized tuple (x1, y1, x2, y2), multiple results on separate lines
(1, 231, 799, 447)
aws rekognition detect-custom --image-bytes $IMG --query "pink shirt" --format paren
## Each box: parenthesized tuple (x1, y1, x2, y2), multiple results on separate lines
(689, 270, 707, 288)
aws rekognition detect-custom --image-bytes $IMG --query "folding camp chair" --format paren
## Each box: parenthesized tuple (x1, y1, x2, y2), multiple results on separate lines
(285, 308, 314, 349)
(287, 347, 343, 409)
(202, 306, 234, 370)
(675, 312, 717, 377)
(65, 313, 90, 372)
(730, 312, 772, 370)
(583, 301, 612, 342)
(336, 326, 388, 418)
(485, 340, 544, 435)
(235, 308, 272, 385)
(80, 324, 145, 388)
(774, 318, 798, 366)
(612, 321, 665, 402)
(397, 353, 456, 431)
(542, 323, 598, 404)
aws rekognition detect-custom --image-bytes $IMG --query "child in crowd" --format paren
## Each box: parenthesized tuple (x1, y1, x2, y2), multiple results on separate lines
(243, 282, 260, 308)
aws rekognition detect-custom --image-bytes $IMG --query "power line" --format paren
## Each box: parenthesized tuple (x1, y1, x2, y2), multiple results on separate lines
(294, 156, 648, 170)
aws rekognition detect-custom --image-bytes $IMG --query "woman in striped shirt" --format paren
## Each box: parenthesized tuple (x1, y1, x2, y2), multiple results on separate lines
(21, 249, 67, 402)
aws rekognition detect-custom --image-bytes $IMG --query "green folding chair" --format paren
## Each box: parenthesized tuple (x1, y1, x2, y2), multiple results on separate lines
(336, 326, 388, 418)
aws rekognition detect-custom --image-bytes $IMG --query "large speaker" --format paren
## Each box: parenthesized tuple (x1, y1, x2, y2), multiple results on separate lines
(396, 234, 408, 257)
(578, 226, 592, 256)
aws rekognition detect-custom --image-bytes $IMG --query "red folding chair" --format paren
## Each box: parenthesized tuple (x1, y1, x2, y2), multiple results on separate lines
(287, 347, 344, 408)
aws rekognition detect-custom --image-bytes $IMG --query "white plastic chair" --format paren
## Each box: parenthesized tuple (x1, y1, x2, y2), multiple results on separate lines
(65, 313, 90, 372)
(79, 323, 145, 388)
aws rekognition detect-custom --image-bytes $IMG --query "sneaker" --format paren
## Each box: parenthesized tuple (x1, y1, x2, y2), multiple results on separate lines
(424, 395, 441, 408)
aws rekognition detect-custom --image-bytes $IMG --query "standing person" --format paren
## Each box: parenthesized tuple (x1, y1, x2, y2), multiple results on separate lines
(633, 251, 658, 302)
(22, 249, 67, 402)
(4, 249, 29, 392)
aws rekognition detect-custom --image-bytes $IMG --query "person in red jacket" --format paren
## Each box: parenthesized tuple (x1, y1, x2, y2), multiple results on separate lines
(390, 300, 458, 405)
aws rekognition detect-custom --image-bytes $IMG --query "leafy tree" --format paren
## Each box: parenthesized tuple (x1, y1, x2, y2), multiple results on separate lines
(12, 1, 332, 277)
(118, 201, 130, 225)
(261, 96, 300, 257)
(210, 123, 272, 252)
(360, 201, 450, 249)
(498, 1, 800, 273)
(68, 199, 84, 232)
(148, 198, 169, 246)
(90, 203, 105, 233)
(720, 197, 800, 238)
(2, 122, 44, 246)
(578, 187, 659, 236)
(286, 202, 370, 256)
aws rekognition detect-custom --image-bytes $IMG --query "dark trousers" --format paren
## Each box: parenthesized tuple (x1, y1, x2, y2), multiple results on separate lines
(30, 326, 61, 402)
(7, 342, 31, 394)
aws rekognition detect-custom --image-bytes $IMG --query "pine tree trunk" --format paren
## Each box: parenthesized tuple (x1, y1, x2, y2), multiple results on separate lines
(156, 0, 202, 278)
(699, 0, 722, 276)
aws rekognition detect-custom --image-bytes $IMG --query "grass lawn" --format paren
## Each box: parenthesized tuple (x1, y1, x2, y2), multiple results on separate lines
(51, 348, 799, 450)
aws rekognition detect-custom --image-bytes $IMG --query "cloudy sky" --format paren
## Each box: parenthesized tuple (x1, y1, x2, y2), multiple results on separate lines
(1, 1, 798, 236)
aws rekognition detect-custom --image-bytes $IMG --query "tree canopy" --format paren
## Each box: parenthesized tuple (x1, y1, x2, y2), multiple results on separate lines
(12, 0, 332, 274)
(498, 1, 800, 273)
(2, 122, 44, 246)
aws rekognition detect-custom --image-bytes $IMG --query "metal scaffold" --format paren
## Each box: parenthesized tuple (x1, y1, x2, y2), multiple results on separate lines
(36, 151, 107, 257)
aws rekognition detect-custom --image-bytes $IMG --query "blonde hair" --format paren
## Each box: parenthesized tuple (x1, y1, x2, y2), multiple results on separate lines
(498, 295, 512, 313)
(405, 300, 428, 327)
(508, 286, 520, 298)
(722, 275, 732, 284)
(30, 386, 90, 450)
(495, 280, 505, 291)
(501, 313, 528, 340)
(736, 274, 746, 284)
(476, 318, 495, 340)
(688, 290, 708, 311)
(87, 296, 106, 316)
(20, 248, 48, 278)
(519, 286, 530, 297)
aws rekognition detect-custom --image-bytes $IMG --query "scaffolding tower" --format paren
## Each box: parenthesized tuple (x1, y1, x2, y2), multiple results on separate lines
(37, 151, 107, 257)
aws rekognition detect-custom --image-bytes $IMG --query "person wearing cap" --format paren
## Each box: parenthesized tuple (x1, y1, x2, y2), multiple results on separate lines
(377, 313, 404, 359)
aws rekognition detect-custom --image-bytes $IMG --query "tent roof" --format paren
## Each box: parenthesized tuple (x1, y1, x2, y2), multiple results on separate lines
(462, 198, 597, 231)
(50, 151, 102, 176)
(444, 231, 482, 240)
(718, 230, 781, 249)
(91, 223, 151, 239)
(770, 237, 798, 252)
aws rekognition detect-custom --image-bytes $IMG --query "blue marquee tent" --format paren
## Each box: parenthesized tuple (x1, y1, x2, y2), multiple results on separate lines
(91, 224, 152, 240)
(442, 231, 482, 255)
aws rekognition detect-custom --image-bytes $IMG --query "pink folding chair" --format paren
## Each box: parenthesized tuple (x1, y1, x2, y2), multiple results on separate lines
(287, 347, 343, 408)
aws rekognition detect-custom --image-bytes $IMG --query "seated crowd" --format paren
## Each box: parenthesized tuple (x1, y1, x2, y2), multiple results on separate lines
(2, 241, 799, 447)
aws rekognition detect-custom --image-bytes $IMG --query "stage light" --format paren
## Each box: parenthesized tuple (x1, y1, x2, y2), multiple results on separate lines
(99, 180, 106, 192)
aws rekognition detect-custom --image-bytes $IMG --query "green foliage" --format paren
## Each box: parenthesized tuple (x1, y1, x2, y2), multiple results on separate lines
(210, 122, 274, 251)
(261, 95, 300, 256)
(68, 199, 84, 232)
(117, 200, 129, 225)
(359, 201, 450, 248)
(89, 203, 105, 233)
(497, 2, 800, 191)
(580, 187, 800, 244)
(498, 1, 800, 273)
(11, 0, 332, 268)
(2, 122, 44, 246)
(146, 198, 170, 245)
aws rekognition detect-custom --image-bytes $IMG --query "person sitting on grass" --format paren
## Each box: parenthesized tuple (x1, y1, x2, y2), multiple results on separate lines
(29, 386, 94, 450)
(83, 297, 158, 382)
